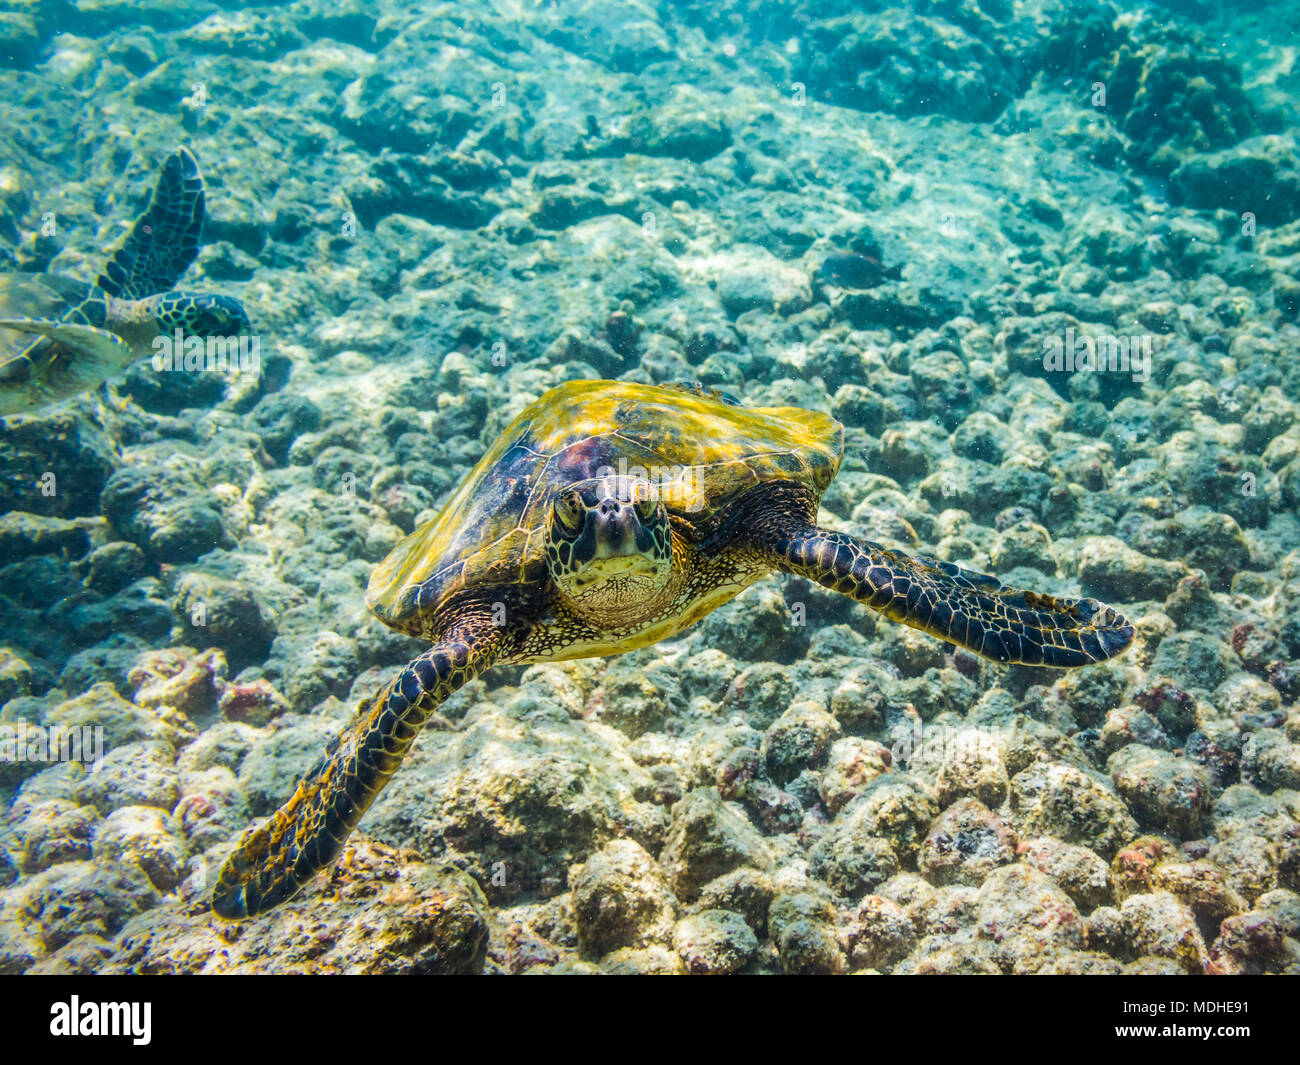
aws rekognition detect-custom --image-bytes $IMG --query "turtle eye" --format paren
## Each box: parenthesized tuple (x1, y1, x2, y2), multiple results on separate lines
(634, 492, 658, 522)
(554, 491, 584, 534)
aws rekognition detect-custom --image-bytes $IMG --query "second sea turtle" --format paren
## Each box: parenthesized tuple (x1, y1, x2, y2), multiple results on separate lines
(0, 146, 249, 416)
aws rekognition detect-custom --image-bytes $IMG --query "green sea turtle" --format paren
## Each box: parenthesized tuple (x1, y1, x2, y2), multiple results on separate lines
(213, 379, 1135, 918)
(0, 147, 250, 416)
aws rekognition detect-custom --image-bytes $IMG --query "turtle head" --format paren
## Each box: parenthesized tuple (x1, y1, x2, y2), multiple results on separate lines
(546, 475, 676, 620)
(152, 294, 250, 337)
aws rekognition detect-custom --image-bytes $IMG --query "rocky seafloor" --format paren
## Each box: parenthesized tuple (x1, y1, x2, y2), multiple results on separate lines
(1, 0, 1299, 974)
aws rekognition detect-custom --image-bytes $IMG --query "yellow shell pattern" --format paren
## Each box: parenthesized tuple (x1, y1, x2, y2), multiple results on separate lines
(366, 379, 844, 635)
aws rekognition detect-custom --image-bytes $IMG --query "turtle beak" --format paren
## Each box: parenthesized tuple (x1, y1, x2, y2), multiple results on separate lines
(592, 498, 638, 558)
(550, 478, 673, 613)
(566, 497, 660, 590)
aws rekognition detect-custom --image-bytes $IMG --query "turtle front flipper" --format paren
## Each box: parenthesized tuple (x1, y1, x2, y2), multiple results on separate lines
(759, 524, 1134, 667)
(98, 146, 205, 299)
(212, 613, 504, 919)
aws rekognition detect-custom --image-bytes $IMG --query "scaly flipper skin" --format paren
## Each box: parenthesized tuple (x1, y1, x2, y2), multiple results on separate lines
(98, 146, 205, 299)
(211, 606, 504, 919)
(742, 487, 1134, 667)
(0, 315, 132, 412)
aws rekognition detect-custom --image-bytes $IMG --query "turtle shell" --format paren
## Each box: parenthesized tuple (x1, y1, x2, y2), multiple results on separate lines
(0, 275, 120, 413)
(366, 379, 844, 635)
(0, 274, 96, 364)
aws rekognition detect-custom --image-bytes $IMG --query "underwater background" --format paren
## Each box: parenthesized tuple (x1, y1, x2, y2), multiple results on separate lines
(1, 0, 1299, 974)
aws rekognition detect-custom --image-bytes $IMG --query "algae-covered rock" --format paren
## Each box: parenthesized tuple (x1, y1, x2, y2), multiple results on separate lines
(719, 662, 797, 728)
(174, 766, 251, 853)
(1010, 761, 1138, 858)
(809, 831, 899, 900)
(43, 681, 191, 752)
(100, 463, 233, 564)
(0, 413, 116, 519)
(1078, 536, 1188, 600)
(1119, 891, 1210, 974)
(934, 728, 1010, 808)
(918, 798, 1018, 888)
(1149, 631, 1239, 692)
(1151, 860, 1246, 933)
(1108, 744, 1211, 837)
(818, 737, 893, 814)
(976, 864, 1084, 974)
(761, 699, 840, 784)
(24, 934, 115, 976)
(692, 868, 775, 937)
(599, 671, 669, 738)
(15, 800, 99, 874)
(1019, 836, 1113, 912)
(844, 894, 916, 971)
(0, 511, 90, 560)
(19, 859, 159, 952)
(93, 806, 187, 891)
(1210, 910, 1299, 975)
(81, 542, 149, 595)
(672, 909, 757, 974)
(660, 788, 771, 903)
(768, 891, 847, 975)
(568, 839, 676, 956)
(1241, 729, 1300, 792)
(1170, 136, 1300, 225)
(174, 573, 274, 667)
(597, 945, 685, 975)
(106, 841, 491, 974)
(366, 700, 665, 899)
(72, 740, 180, 816)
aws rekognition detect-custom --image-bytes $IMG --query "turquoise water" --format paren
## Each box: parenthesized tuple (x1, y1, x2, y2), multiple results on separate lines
(0, 0, 1298, 974)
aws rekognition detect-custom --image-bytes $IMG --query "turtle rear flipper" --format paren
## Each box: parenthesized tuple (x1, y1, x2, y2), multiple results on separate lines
(0, 316, 133, 415)
(97, 146, 205, 300)
(212, 612, 504, 919)
(0, 273, 92, 318)
(760, 522, 1133, 667)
